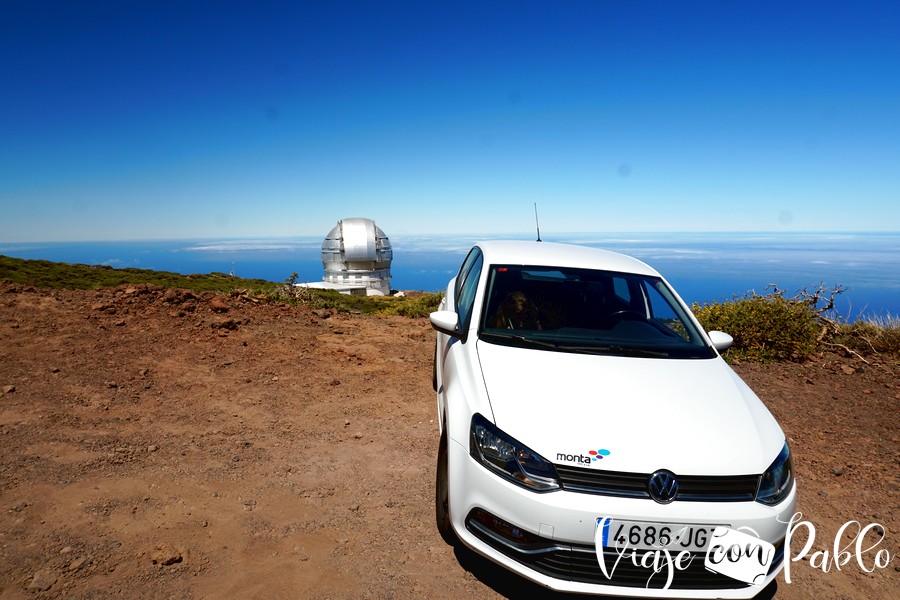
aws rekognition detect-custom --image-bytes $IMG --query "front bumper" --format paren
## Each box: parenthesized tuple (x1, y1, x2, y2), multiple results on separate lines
(447, 438, 797, 598)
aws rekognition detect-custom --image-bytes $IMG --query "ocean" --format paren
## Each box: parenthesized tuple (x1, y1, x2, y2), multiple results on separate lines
(2, 232, 898, 320)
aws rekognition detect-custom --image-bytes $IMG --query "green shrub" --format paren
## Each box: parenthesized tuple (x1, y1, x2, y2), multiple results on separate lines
(833, 315, 900, 357)
(267, 284, 381, 313)
(692, 288, 820, 362)
(377, 292, 444, 318)
(268, 277, 443, 317)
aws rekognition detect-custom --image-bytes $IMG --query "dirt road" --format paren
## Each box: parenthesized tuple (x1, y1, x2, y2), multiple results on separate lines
(1, 284, 897, 598)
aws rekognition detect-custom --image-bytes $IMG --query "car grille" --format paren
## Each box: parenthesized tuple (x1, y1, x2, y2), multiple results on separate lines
(466, 511, 785, 591)
(555, 465, 761, 502)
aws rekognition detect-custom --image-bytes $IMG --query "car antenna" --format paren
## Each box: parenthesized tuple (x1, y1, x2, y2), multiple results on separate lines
(534, 202, 542, 242)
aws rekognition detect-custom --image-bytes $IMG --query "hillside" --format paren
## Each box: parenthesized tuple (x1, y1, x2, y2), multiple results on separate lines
(0, 282, 897, 599)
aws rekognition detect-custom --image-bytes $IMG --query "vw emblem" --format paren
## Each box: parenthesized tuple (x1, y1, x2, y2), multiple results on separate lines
(647, 470, 679, 504)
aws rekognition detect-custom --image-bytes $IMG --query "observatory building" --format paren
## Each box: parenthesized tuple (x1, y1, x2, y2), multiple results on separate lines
(317, 217, 393, 296)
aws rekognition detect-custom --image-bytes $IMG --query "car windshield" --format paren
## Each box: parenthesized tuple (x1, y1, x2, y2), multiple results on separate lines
(478, 264, 717, 359)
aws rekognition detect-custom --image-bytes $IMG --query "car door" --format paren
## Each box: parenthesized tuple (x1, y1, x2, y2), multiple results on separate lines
(436, 247, 484, 436)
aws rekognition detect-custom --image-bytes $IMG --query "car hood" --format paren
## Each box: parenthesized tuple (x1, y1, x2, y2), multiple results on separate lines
(476, 341, 785, 475)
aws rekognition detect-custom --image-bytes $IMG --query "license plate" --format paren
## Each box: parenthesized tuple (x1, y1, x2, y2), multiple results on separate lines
(597, 518, 724, 553)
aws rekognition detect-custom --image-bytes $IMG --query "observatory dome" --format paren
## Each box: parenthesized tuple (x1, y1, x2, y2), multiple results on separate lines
(321, 218, 393, 296)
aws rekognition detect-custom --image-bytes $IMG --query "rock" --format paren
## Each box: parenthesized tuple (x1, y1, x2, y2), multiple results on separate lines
(2, 385, 15, 394)
(68, 557, 89, 571)
(148, 445, 159, 453)
(212, 319, 239, 331)
(210, 298, 230, 313)
(28, 569, 57, 591)
(150, 543, 183, 566)
(832, 467, 844, 476)
(162, 289, 197, 304)
(840, 365, 856, 375)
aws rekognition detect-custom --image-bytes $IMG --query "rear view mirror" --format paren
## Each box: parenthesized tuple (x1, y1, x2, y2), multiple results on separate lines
(430, 311, 461, 338)
(707, 330, 734, 352)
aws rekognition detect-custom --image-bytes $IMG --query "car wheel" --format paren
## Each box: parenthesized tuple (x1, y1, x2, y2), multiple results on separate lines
(435, 431, 455, 545)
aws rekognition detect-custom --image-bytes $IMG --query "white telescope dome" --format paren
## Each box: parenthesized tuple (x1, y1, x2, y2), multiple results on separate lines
(321, 218, 393, 296)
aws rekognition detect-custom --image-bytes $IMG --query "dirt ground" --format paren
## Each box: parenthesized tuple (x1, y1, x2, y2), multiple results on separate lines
(1, 283, 897, 599)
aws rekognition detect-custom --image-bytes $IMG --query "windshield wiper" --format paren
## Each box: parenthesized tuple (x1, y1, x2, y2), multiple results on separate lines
(481, 331, 561, 350)
(483, 332, 669, 357)
(557, 344, 670, 358)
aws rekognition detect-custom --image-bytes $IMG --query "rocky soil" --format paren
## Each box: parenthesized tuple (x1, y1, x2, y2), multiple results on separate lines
(0, 283, 897, 599)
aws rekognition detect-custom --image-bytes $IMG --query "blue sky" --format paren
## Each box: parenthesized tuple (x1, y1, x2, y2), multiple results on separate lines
(1, 0, 898, 242)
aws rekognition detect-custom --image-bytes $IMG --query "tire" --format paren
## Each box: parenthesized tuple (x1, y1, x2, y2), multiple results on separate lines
(435, 432, 455, 545)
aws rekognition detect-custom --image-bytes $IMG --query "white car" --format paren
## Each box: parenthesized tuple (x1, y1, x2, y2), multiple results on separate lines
(430, 241, 796, 598)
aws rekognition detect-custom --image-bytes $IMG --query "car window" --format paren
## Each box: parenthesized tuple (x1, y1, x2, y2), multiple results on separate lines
(479, 264, 715, 359)
(454, 248, 483, 334)
(642, 280, 692, 342)
(612, 276, 631, 305)
(454, 248, 479, 302)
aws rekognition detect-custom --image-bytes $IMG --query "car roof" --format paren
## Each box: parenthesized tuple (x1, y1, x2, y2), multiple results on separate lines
(474, 240, 660, 276)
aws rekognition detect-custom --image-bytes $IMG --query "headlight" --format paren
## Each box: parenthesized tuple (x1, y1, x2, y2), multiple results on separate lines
(756, 441, 793, 505)
(470, 413, 559, 492)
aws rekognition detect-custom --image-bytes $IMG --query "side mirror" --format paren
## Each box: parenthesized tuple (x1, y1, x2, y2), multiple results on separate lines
(430, 310, 461, 338)
(707, 330, 734, 352)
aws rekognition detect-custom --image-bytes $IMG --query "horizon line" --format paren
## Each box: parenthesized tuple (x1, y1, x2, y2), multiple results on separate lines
(3, 229, 900, 246)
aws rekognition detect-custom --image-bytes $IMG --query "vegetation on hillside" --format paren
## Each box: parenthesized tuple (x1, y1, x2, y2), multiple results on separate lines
(692, 284, 899, 362)
(272, 272, 443, 317)
(0, 254, 277, 294)
(2, 254, 895, 360)
(0, 256, 443, 318)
